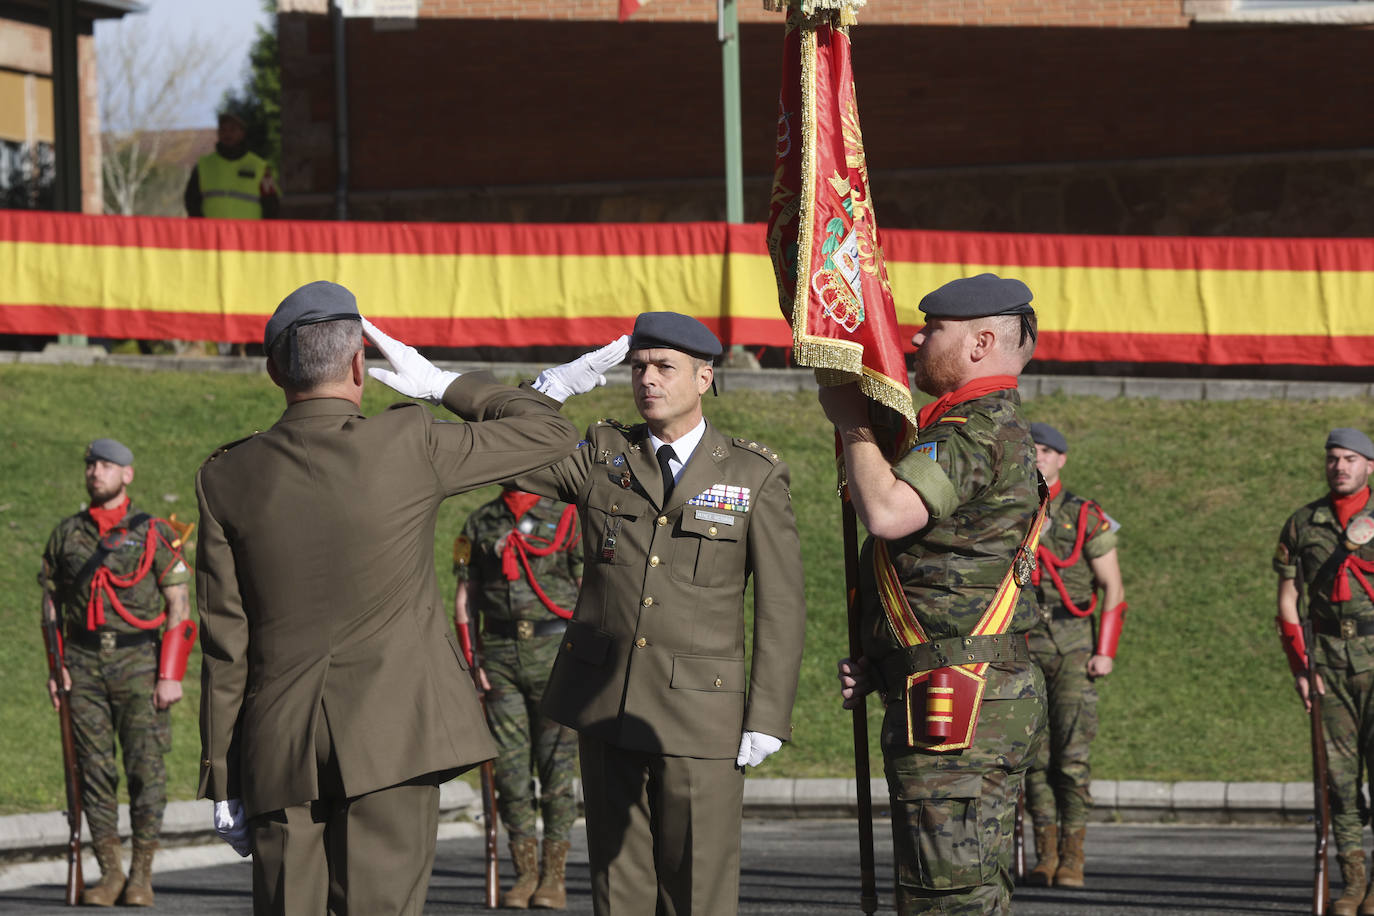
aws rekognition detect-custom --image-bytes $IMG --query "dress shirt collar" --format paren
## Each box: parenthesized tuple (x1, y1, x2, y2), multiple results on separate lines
(648, 419, 707, 481)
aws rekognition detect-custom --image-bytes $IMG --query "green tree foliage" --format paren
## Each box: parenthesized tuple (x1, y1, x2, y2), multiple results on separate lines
(220, 1, 281, 172)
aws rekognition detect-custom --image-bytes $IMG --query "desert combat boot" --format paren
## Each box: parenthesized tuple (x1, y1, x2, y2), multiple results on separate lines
(1333, 849, 1366, 916)
(530, 838, 569, 909)
(1054, 826, 1086, 888)
(121, 839, 157, 906)
(81, 836, 126, 906)
(1027, 824, 1058, 886)
(503, 836, 541, 909)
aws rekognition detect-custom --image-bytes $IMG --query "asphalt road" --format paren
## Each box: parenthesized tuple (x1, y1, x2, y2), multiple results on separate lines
(0, 819, 1327, 913)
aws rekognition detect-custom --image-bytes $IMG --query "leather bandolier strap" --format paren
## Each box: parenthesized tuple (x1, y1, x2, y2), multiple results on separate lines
(879, 633, 1029, 696)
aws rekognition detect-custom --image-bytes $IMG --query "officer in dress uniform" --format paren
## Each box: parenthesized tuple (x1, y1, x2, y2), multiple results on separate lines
(195, 281, 614, 915)
(824, 274, 1048, 915)
(40, 438, 195, 907)
(1023, 422, 1126, 889)
(510, 311, 807, 916)
(1275, 428, 1374, 916)
(453, 487, 582, 908)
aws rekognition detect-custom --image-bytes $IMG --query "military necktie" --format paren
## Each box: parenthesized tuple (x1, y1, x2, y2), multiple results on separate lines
(656, 444, 676, 502)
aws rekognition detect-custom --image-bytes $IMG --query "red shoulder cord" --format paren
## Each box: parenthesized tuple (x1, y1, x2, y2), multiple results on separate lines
(1031, 495, 1107, 618)
(500, 505, 582, 620)
(1331, 488, 1374, 605)
(86, 519, 184, 631)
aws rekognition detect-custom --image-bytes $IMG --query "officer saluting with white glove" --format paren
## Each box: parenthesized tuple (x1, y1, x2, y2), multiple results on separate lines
(513, 311, 807, 916)
(198, 280, 619, 913)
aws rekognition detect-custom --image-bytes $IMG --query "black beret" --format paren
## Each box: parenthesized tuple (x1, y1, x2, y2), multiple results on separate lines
(264, 281, 361, 351)
(85, 438, 133, 466)
(628, 312, 722, 360)
(1030, 422, 1068, 454)
(1327, 428, 1374, 460)
(919, 273, 1034, 319)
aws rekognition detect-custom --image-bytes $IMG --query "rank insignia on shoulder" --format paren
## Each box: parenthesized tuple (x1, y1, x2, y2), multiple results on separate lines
(598, 418, 635, 433)
(203, 433, 255, 464)
(453, 536, 471, 567)
(910, 442, 937, 462)
(733, 438, 779, 464)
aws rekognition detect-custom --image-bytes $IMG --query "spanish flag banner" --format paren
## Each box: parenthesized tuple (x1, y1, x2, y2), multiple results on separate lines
(765, 0, 916, 427)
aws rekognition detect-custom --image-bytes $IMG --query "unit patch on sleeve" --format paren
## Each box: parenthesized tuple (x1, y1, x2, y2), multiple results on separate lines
(686, 484, 752, 513)
(910, 442, 938, 462)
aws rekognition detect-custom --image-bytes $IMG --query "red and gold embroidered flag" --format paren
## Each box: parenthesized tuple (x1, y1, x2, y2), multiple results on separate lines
(766, 1, 916, 428)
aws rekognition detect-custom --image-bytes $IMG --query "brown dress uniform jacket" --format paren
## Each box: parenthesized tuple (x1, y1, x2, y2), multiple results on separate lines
(514, 419, 806, 759)
(196, 373, 580, 817)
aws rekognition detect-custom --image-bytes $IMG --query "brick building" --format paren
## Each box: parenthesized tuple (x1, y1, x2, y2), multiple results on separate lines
(278, 0, 1374, 236)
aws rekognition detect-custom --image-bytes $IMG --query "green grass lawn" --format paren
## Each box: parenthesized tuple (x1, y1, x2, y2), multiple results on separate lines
(0, 362, 1358, 814)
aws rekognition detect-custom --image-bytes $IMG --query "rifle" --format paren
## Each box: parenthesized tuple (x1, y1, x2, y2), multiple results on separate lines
(471, 623, 500, 909)
(1298, 555, 1331, 915)
(1013, 786, 1027, 883)
(41, 594, 83, 906)
(840, 478, 878, 915)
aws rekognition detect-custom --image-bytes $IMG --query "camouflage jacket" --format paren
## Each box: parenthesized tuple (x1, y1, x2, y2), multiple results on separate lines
(859, 389, 1041, 698)
(455, 495, 582, 622)
(1034, 487, 1119, 619)
(1275, 495, 1374, 673)
(40, 502, 189, 636)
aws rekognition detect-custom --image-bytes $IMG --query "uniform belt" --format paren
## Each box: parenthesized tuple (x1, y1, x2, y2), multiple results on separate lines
(67, 629, 158, 650)
(1314, 618, 1374, 639)
(484, 618, 568, 640)
(879, 633, 1029, 694)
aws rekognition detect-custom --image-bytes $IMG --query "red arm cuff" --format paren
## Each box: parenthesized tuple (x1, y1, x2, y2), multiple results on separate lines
(158, 620, 198, 681)
(1096, 601, 1127, 658)
(1277, 616, 1309, 678)
(455, 621, 474, 666)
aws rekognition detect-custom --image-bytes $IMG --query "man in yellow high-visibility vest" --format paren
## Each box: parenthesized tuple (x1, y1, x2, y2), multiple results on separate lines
(184, 112, 279, 220)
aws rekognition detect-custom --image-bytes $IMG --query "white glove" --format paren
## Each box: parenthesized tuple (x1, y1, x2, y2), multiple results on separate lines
(362, 316, 460, 403)
(214, 798, 252, 857)
(736, 731, 783, 768)
(533, 335, 630, 403)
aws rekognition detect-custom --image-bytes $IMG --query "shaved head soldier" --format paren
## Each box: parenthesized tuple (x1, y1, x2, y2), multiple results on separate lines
(1275, 428, 1374, 916)
(823, 274, 1047, 915)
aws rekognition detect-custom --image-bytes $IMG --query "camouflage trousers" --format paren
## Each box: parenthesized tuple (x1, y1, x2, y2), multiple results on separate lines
(481, 631, 577, 843)
(66, 642, 170, 845)
(883, 690, 1046, 915)
(1024, 639, 1098, 831)
(1318, 663, 1374, 858)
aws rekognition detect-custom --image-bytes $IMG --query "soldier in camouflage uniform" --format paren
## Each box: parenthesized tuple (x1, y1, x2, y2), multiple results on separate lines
(1274, 428, 1374, 916)
(1022, 422, 1126, 889)
(824, 274, 1047, 915)
(40, 438, 194, 907)
(455, 487, 582, 909)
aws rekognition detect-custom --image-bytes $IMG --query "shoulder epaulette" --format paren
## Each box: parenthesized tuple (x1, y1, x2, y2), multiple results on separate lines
(201, 433, 256, 466)
(595, 417, 637, 433)
(732, 437, 780, 465)
(386, 401, 426, 412)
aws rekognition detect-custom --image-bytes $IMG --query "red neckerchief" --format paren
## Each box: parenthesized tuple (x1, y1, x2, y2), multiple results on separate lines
(1331, 487, 1374, 604)
(916, 375, 1018, 430)
(88, 497, 129, 537)
(1047, 480, 1063, 502)
(501, 490, 542, 521)
(1331, 487, 1370, 529)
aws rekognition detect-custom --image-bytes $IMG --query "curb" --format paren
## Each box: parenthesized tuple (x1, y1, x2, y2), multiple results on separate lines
(4, 349, 1373, 402)
(0, 777, 1315, 864)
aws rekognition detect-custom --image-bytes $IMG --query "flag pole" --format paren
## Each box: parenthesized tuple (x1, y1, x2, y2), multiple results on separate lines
(840, 448, 880, 915)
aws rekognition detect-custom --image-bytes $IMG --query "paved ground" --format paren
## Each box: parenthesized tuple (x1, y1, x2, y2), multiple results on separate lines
(0, 819, 1328, 913)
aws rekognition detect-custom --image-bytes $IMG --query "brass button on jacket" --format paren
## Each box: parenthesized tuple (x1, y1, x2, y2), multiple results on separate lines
(635, 637, 647, 648)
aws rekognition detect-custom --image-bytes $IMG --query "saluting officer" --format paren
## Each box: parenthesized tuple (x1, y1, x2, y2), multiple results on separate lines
(195, 281, 608, 914)
(824, 274, 1048, 915)
(1275, 428, 1374, 916)
(1023, 422, 1126, 889)
(511, 311, 807, 916)
(454, 486, 582, 908)
(40, 438, 195, 907)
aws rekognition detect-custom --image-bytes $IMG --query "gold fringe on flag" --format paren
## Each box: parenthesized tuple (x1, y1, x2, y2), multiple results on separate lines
(764, 0, 867, 26)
